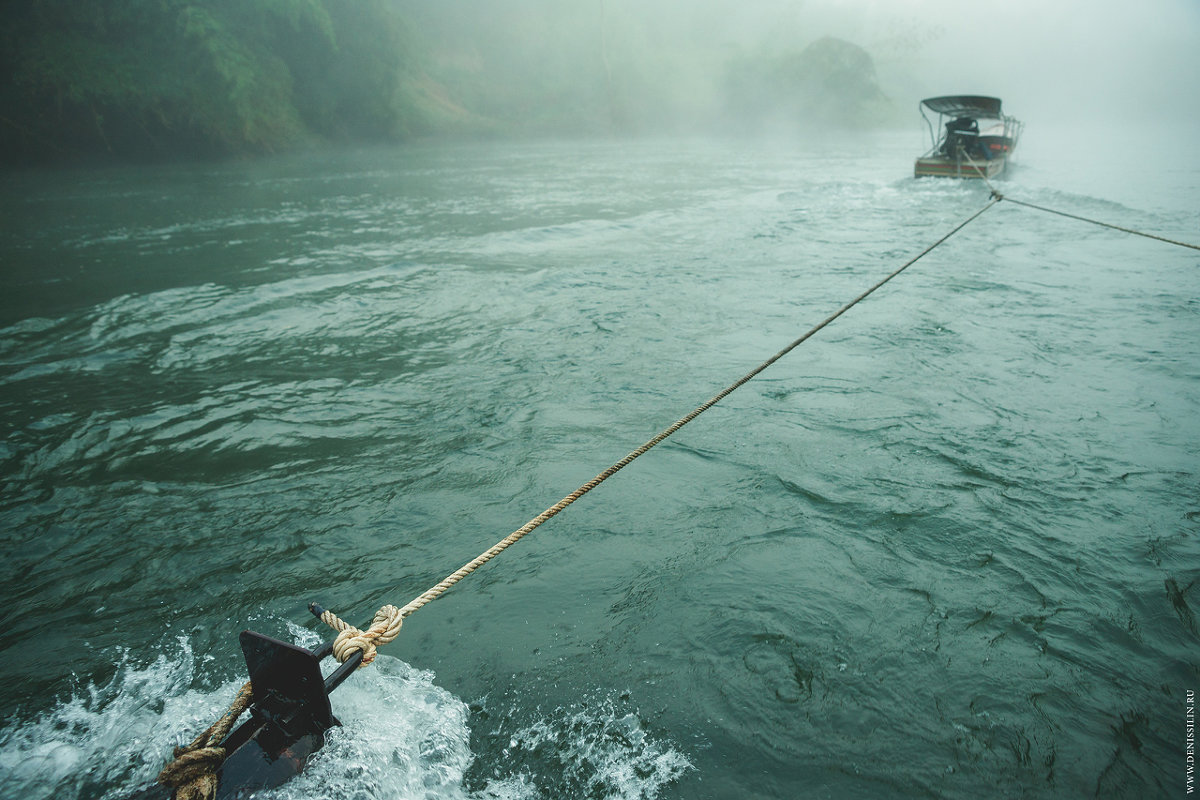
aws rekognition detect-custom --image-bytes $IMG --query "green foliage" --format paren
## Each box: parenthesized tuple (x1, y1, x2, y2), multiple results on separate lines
(0, 0, 443, 162)
(0, 0, 896, 163)
(290, 0, 425, 140)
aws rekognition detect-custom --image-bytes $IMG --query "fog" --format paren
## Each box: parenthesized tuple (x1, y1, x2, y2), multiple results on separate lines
(409, 0, 1200, 134)
(854, 0, 1200, 125)
(2, 0, 1196, 162)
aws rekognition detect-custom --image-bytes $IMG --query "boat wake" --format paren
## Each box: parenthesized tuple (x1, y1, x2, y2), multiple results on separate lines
(0, 626, 691, 800)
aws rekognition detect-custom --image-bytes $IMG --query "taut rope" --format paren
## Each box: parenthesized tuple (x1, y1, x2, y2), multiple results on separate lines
(158, 178, 1198, 797)
(319, 185, 1200, 652)
(315, 195, 1003, 651)
(958, 149, 1199, 253)
(996, 194, 1200, 252)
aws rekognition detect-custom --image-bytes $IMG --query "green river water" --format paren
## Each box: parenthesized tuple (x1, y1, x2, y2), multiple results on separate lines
(1, 129, 1198, 798)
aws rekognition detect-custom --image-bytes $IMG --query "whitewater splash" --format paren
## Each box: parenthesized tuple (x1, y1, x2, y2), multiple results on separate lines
(0, 626, 691, 800)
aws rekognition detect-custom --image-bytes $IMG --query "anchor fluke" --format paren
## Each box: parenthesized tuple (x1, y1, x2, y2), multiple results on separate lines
(124, 627, 361, 800)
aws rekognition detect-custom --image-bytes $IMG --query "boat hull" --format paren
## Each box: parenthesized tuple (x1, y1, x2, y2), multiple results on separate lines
(914, 154, 1007, 179)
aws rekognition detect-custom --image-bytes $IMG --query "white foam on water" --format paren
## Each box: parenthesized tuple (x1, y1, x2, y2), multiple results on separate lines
(0, 637, 236, 799)
(498, 699, 694, 800)
(0, 626, 691, 800)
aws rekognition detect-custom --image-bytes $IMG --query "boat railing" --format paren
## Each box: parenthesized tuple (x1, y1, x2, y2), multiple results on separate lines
(920, 113, 1022, 161)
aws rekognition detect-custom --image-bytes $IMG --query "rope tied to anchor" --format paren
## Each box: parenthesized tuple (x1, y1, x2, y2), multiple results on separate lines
(319, 603, 404, 667)
(156, 681, 253, 800)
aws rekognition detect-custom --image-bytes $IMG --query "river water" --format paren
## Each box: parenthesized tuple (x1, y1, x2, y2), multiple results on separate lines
(1, 129, 1197, 799)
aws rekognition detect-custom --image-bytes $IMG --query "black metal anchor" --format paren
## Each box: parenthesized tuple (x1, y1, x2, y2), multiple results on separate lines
(125, 604, 362, 799)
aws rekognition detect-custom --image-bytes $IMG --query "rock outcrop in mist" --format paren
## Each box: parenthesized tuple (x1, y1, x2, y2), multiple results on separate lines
(722, 37, 892, 130)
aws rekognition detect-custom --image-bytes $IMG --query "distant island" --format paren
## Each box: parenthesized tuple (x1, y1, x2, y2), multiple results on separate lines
(0, 0, 895, 165)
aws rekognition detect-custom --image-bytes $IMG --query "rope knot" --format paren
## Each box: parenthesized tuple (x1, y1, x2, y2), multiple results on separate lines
(158, 746, 225, 800)
(156, 681, 253, 800)
(322, 604, 403, 667)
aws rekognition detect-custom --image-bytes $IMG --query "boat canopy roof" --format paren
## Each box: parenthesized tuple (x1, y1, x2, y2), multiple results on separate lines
(920, 95, 1003, 118)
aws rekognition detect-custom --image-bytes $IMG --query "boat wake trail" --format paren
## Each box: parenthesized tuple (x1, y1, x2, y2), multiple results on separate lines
(0, 626, 691, 800)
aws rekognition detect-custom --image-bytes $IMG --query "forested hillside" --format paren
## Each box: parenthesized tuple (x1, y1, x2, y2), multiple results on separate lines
(0, 0, 467, 162)
(0, 0, 894, 164)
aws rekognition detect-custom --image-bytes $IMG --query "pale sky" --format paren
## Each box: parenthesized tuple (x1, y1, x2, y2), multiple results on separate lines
(793, 0, 1200, 122)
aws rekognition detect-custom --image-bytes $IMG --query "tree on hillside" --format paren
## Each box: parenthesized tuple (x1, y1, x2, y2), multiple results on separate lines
(0, 0, 429, 162)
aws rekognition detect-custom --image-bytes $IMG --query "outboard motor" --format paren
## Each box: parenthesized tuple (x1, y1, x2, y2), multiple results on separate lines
(942, 117, 982, 159)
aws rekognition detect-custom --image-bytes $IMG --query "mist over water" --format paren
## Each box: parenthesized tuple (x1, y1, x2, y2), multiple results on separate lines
(406, 0, 1200, 135)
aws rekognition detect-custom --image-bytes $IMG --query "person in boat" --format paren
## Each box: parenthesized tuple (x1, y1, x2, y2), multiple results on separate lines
(941, 116, 989, 160)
